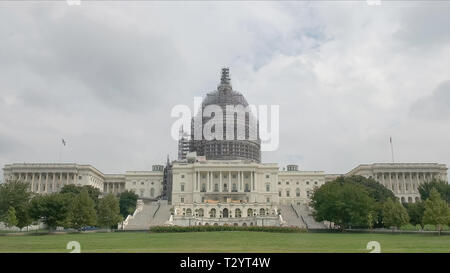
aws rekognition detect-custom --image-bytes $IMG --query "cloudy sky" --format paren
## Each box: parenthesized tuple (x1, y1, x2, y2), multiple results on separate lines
(1, 1, 450, 179)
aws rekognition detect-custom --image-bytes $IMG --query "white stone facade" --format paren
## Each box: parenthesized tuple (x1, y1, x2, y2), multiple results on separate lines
(2, 161, 448, 227)
(345, 163, 448, 203)
(2, 163, 163, 198)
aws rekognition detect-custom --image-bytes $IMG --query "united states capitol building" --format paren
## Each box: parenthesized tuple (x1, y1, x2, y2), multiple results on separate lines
(2, 68, 448, 229)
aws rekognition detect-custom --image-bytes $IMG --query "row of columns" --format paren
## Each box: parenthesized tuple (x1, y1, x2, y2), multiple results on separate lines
(13, 172, 76, 193)
(376, 172, 438, 194)
(194, 171, 257, 193)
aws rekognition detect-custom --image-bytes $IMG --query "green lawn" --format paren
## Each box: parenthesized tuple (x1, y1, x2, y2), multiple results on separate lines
(0, 232, 449, 253)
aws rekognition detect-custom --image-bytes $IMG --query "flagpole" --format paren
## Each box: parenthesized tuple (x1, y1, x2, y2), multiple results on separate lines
(390, 137, 395, 163)
(58, 140, 62, 163)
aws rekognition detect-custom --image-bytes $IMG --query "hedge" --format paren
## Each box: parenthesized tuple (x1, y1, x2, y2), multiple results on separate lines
(148, 225, 307, 233)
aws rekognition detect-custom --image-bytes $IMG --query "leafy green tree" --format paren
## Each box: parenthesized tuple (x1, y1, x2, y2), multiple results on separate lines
(419, 179, 450, 204)
(423, 188, 450, 234)
(119, 190, 139, 217)
(404, 201, 425, 229)
(0, 180, 33, 229)
(61, 185, 101, 208)
(5, 207, 18, 228)
(29, 193, 71, 230)
(367, 211, 377, 229)
(346, 175, 396, 202)
(382, 198, 410, 228)
(343, 175, 397, 228)
(311, 177, 376, 230)
(97, 194, 123, 229)
(67, 189, 97, 230)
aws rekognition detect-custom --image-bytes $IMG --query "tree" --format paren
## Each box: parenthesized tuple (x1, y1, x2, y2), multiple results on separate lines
(97, 194, 123, 229)
(67, 189, 97, 230)
(119, 190, 139, 218)
(61, 185, 101, 208)
(344, 175, 397, 228)
(0, 180, 33, 229)
(5, 207, 18, 228)
(29, 193, 71, 230)
(311, 177, 376, 230)
(404, 202, 425, 229)
(367, 211, 377, 230)
(419, 179, 450, 204)
(382, 198, 410, 228)
(346, 176, 396, 203)
(423, 188, 450, 234)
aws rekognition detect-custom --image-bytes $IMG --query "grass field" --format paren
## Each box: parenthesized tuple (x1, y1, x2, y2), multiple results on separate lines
(0, 231, 449, 253)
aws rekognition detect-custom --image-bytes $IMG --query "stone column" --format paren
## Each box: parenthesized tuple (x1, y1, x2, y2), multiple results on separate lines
(52, 173, 56, 193)
(44, 173, 48, 193)
(207, 171, 211, 192)
(239, 171, 242, 191)
(388, 172, 392, 193)
(38, 173, 42, 192)
(252, 171, 255, 191)
(219, 171, 222, 192)
(195, 171, 198, 191)
(31, 173, 35, 192)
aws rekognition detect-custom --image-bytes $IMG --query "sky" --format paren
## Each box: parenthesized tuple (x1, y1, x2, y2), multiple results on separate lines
(1, 1, 450, 179)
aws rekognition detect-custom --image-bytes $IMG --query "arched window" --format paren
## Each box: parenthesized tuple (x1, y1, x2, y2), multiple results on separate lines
(232, 183, 237, 192)
(408, 197, 412, 203)
(235, 208, 242, 218)
(186, 208, 192, 216)
(209, 208, 216, 218)
(259, 208, 265, 215)
(247, 208, 253, 217)
(401, 197, 406, 203)
(223, 208, 229, 218)
(198, 208, 204, 217)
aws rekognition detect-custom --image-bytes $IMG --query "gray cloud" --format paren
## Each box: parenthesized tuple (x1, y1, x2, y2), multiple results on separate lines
(1, 2, 450, 181)
(410, 80, 450, 120)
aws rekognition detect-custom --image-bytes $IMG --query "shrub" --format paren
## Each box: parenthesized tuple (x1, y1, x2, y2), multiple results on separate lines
(399, 224, 421, 231)
(148, 225, 306, 233)
(423, 224, 436, 231)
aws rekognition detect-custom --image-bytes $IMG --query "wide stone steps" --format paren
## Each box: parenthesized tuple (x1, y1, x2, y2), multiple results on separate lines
(291, 204, 327, 229)
(124, 201, 172, 230)
(280, 205, 306, 228)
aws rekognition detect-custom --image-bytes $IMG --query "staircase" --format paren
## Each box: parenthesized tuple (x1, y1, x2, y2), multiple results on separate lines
(280, 205, 306, 228)
(122, 200, 172, 230)
(291, 204, 327, 229)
